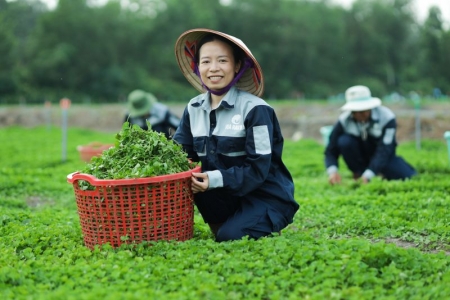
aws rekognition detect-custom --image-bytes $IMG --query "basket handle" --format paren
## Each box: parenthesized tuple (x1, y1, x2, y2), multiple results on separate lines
(67, 171, 99, 184)
(67, 165, 202, 186)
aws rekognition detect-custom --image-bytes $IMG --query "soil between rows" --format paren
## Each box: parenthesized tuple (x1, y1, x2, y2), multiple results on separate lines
(1, 102, 449, 143)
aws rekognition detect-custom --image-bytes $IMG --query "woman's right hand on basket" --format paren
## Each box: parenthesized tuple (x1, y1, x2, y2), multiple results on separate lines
(191, 172, 208, 194)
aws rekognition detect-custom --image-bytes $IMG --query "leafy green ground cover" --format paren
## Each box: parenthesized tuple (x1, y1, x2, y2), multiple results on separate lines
(1, 126, 449, 299)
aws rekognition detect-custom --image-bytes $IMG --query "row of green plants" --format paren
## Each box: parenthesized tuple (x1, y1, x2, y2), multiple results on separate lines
(1, 125, 449, 299)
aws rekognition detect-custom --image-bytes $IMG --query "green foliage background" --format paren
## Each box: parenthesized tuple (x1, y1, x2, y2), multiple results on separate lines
(1, 125, 449, 299)
(0, 0, 449, 104)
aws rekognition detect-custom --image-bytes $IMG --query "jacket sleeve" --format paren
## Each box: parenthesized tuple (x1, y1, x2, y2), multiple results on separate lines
(324, 121, 344, 174)
(172, 107, 199, 162)
(207, 106, 276, 196)
(366, 118, 397, 175)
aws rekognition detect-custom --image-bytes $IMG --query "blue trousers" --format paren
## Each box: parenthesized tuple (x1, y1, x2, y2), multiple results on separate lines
(337, 134, 416, 180)
(194, 189, 288, 242)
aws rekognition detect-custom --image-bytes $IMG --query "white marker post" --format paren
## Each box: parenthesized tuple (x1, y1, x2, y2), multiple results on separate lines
(60, 98, 71, 162)
(44, 100, 52, 131)
(413, 97, 421, 151)
(445, 131, 450, 166)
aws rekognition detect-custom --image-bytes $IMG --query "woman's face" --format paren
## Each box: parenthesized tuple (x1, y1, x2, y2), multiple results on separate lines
(198, 39, 240, 92)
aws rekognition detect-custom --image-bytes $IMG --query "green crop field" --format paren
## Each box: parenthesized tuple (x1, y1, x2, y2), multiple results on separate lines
(1, 126, 449, 299)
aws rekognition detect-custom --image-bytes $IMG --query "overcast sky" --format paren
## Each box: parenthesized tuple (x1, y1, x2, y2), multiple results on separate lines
(330, 0, 450, 24)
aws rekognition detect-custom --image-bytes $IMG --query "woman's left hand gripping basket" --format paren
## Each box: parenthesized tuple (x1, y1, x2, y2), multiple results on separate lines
(67, 166, 200, 250)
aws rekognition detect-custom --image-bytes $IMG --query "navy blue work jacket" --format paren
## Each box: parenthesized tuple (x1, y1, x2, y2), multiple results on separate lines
(173, 87, 299, 217)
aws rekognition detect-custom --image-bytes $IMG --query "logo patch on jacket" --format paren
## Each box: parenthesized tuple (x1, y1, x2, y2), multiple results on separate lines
(226, 114, 244, 130)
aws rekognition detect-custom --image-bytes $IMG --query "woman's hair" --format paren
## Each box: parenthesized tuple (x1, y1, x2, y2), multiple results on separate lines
(195, 33, 246, 68)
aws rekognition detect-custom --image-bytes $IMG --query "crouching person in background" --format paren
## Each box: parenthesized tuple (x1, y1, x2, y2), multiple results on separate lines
(325, 85, 417, 185)
(124, 89, 180, 138)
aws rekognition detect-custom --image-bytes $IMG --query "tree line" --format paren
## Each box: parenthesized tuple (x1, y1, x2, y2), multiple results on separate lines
(0, 0, 449, 104)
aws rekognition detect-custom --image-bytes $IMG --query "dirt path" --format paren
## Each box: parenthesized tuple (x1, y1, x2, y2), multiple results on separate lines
(1, 101, 449, 142)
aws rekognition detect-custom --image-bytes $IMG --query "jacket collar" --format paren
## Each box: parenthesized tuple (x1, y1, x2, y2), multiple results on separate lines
(197, 86, 238, 112)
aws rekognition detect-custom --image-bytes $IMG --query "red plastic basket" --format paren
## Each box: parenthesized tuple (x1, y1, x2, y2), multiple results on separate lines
(77, 142, 115, 162)
(67, 166, 200, 249)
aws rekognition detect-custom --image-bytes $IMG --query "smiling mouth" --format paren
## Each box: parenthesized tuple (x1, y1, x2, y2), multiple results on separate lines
(209, 76, 223, 81)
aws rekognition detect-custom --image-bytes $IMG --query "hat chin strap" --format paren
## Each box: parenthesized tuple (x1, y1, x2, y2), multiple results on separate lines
(194, 57, 254, 96)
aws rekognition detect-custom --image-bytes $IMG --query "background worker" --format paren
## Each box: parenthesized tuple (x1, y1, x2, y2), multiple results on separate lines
(124, 89, 181, 138)
(325, 85, 417, 185)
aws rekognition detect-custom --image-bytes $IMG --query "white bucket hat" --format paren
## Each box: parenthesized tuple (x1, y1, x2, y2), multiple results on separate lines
(174, 28, 264, 97)
(341, 85, 382, 111)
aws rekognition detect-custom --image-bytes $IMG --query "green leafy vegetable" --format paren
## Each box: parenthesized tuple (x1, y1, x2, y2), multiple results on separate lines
(80, 122, 193, 180)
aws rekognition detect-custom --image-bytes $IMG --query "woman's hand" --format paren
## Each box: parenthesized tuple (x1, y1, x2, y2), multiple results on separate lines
(191, 172, 209, 194)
